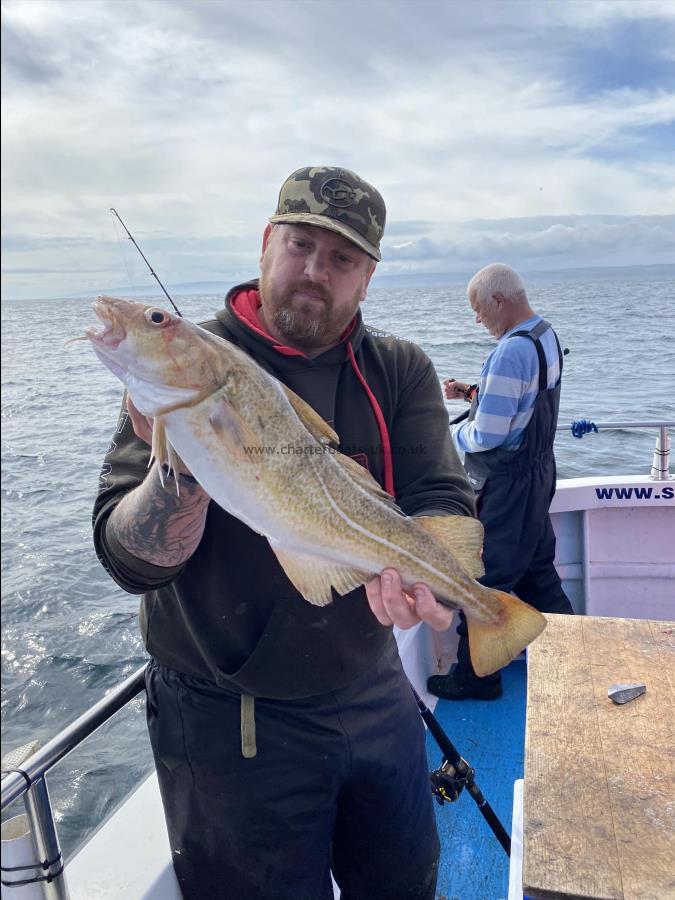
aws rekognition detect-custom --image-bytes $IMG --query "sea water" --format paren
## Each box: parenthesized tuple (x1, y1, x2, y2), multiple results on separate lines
(1, 278, 674, 857)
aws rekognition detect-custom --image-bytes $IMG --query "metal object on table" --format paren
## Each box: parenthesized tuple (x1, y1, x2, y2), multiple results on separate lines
(608, 683, 647, 705)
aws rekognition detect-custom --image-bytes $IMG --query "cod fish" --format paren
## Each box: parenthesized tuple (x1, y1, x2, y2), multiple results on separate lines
(78, 296, 546, 676)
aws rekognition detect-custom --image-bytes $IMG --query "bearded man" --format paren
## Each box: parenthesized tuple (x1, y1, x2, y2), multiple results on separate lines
(93, 166, 476, 899)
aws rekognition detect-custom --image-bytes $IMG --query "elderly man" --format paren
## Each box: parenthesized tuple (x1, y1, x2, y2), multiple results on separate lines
(93, 166, 476, 899)
(428, 263, 573, 702)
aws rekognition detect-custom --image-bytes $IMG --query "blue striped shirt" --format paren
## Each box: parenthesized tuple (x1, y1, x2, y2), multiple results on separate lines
(452, 316, 561, 454)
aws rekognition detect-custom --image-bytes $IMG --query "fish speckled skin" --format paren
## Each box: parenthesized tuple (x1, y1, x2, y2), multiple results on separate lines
(81, 296, 546, 675)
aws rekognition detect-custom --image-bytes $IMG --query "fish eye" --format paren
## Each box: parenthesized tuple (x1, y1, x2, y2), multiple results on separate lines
(145, 308, 171, 327)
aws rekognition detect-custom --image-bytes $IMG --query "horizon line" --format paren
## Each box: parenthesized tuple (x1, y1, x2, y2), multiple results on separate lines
(2, 262, 674, 302)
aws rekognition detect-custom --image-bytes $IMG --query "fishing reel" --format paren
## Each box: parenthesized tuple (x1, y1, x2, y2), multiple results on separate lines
(429, 756, 474, 805)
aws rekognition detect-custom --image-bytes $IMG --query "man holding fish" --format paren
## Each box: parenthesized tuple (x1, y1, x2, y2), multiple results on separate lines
(89, 167, 545, 899)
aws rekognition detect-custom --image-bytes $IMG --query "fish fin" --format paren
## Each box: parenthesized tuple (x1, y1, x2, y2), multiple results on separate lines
(270, 545, 370, 607)
(333, 453, 402, 512)
(466, 591, 547, 676)
(208, 397, 264, 462)
(281, 385, 340, 446)
(281, 386, 398, 513)
(416, 516, 485, 579)
(150, 419, 183, 493)
(148, 417, 180, 493)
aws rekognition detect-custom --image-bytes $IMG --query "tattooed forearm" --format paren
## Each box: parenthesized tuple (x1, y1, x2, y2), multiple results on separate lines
(108, 462, 211, 567)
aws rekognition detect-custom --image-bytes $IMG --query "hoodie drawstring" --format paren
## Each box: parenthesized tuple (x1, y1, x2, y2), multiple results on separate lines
(346, 342, 395, 498)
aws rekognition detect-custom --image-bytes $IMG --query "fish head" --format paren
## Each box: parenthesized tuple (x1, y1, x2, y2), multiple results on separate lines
(83, 296, 227, 416)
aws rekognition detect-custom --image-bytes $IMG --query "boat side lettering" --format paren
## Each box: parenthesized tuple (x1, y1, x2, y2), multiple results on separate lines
(595, 486, 674, 500)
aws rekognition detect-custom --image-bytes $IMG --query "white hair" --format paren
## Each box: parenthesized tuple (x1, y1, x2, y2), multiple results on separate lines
(467, 263, 527, 306)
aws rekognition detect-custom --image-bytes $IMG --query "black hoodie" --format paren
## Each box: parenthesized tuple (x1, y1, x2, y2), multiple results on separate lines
(92, 281, 475, 699)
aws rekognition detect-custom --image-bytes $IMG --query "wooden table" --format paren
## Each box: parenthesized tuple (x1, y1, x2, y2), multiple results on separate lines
(522, 615, 675, 900)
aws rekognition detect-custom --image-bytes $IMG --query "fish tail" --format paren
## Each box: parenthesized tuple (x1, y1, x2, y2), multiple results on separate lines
(465, 590, 547, 676)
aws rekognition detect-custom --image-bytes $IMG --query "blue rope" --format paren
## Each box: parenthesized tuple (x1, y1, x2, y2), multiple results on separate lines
(571, 419, 598, 439)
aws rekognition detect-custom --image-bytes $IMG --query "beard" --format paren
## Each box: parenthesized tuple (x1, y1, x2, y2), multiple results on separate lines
(274, 305, 325, 341)
(260, 276, 358, 349)
(273, 280, 331, 341)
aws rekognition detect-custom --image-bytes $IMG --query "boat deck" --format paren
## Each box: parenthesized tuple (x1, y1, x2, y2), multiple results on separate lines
(427, 659, 526, 900)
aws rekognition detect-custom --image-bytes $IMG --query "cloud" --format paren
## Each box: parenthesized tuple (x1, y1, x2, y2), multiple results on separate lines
(380, 215, 675, 272)
(1, 0, 674, 298)
(1, 19, 64, 83)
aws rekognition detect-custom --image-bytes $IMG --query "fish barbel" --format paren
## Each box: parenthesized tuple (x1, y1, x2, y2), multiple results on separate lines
(79, 296, 546, 676)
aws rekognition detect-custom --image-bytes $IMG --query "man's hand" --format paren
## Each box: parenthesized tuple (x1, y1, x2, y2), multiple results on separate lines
(365, 568, 456, 631)
(126, 395, 154, 445)
(443, 378, 471, 401)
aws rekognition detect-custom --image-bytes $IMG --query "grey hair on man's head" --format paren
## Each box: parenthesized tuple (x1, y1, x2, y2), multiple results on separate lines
(468, 263, 527, 306)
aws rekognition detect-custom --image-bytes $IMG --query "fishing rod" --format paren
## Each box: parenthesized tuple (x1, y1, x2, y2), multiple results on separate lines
(109, 207, 183, 317)
(412, 685, 512, 856)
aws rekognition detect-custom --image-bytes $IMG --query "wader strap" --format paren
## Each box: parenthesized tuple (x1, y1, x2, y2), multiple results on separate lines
(240, 694, 257, 758)
(510, 320, 551, 391)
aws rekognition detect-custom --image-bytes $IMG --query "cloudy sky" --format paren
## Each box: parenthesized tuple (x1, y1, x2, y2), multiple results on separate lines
(2, 0, 674, 300)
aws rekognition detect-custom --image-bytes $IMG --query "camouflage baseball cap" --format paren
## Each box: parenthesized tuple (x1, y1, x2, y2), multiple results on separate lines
(269, 166, 386, 261)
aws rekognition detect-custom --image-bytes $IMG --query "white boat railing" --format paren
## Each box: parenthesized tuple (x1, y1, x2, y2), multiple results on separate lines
(1, 666, 147, 898)
(556, 420, 674, 480)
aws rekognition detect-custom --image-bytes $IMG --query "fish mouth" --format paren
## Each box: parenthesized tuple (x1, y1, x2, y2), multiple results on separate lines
(85, 298, 127, 350)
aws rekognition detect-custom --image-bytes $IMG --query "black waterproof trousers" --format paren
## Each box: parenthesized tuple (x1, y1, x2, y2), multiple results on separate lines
(145, 641, 439, 900)
(454, 484, 573, 685)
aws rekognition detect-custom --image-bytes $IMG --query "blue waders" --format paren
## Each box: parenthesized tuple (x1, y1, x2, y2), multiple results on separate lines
(436, 320, 573, 697)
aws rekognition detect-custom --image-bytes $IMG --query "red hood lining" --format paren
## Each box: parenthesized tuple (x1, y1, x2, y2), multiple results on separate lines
(231, 289, 306, 357)
(230, 289, 357, 357)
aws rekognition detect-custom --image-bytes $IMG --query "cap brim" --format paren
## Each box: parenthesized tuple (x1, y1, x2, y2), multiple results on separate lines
(268, 212, 381, 262)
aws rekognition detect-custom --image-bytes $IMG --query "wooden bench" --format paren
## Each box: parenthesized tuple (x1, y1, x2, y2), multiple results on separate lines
(522, 614, 675, 900)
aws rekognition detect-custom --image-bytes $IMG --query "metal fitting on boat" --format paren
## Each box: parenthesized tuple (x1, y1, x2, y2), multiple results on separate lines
(650, 426, 672, 481)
